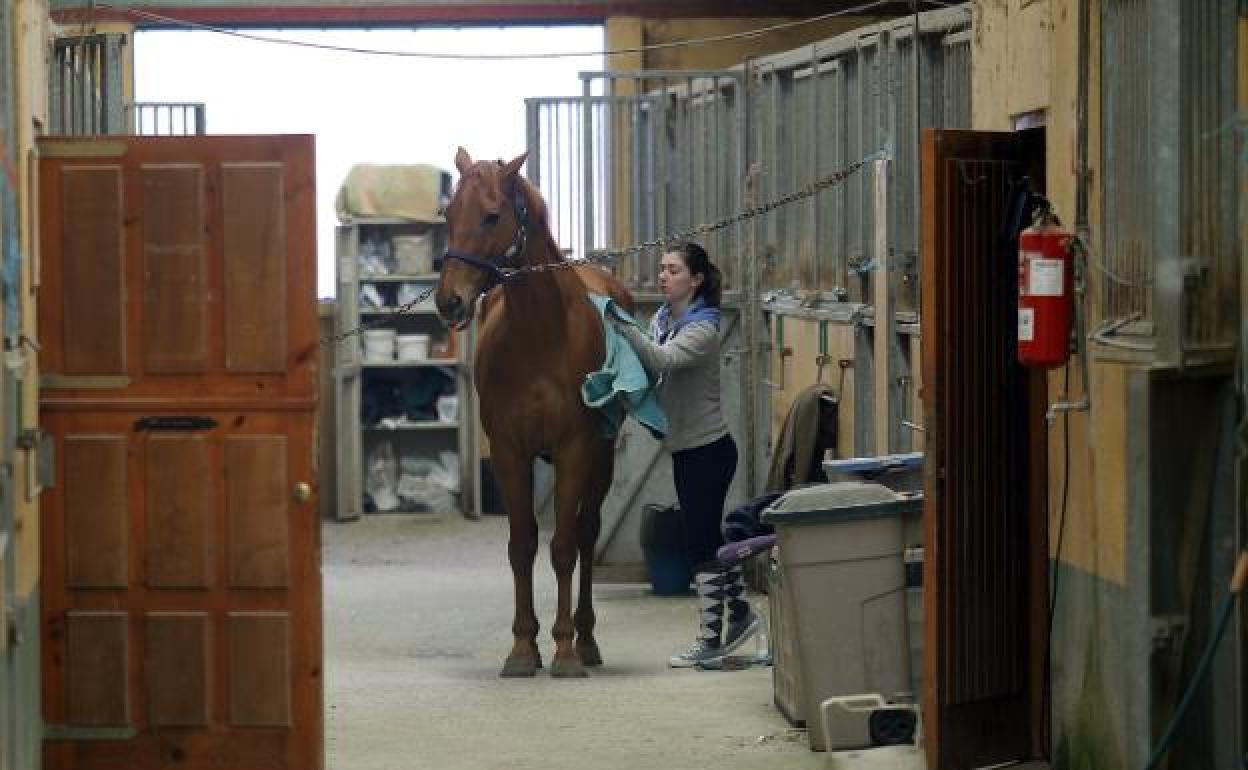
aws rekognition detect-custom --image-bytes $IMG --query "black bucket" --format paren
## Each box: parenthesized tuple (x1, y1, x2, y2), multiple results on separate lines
(640, 504, 691, 595)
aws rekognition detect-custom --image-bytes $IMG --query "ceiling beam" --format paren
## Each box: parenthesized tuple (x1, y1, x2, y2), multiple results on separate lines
(53, 1, 940, 28)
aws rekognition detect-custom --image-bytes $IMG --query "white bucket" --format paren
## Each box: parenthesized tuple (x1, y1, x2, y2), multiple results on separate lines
(396, 333, 431, 361)
(362, 329, 396, 361)
(392, 234, 434, 275)
(436, 394, 459, 423)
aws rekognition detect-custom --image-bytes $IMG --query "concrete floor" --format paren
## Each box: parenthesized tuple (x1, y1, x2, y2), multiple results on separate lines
(323, 513, 825, 770)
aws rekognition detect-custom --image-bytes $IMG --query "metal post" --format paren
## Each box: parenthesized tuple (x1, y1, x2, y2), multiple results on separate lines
(872, 158, 892, 455)
(1151, 0, 1183, 368)
(581, 75, 595, 261)
(104, 35, 125, 135)
(524, 99, 541, 185)
(739, 62, 757, 497)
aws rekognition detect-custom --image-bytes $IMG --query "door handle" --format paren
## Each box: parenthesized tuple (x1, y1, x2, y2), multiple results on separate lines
(293, 482, 312, 503)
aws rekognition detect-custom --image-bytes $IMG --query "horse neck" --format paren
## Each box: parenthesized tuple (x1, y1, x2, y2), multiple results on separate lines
(497, 236, 579, 337)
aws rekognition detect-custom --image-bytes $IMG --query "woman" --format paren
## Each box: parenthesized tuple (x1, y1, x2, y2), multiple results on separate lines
(611, 242, 760, 667)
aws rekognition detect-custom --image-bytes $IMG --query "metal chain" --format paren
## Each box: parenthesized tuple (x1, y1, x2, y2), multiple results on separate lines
(321, 151, 881, 347)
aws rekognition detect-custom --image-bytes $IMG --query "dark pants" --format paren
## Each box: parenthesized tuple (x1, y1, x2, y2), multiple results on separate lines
(672, 433, 739, 569)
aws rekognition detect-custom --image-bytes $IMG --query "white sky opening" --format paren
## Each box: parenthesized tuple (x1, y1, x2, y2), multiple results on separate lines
(134, 26, 605, 297)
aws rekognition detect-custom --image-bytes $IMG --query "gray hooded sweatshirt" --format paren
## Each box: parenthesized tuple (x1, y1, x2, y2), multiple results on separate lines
(613, 316, 729, 453)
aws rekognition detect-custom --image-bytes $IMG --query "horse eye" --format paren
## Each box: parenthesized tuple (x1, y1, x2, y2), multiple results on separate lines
(483, 213, 500, 227)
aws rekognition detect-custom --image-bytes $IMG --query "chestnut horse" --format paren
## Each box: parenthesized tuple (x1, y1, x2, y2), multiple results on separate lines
(436, 147, 633, 678)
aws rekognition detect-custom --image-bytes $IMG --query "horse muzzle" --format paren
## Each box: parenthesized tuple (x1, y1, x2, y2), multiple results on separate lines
(436, 293, 474, 331)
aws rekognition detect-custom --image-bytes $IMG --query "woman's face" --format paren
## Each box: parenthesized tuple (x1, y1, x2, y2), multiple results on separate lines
(658, 250, 703, 305)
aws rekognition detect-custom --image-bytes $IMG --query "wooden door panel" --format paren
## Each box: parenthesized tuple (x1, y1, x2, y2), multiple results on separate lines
(41, 409, 319, 769)
(65, 613, 129, 726)
(920, 128, 1048, 769)
(60, 166, 125, 376)
(141, 164, 208, 374)
(39, 135, 320, 770)
(226, 435, 291, 588)
(223, 162, 289, 374)
(144, 613, 211, 727)
(145, 435, 213, 588)
(64, 437, 127, 589)
(228, 612, 292, 727)
(39, 137, 316, 401)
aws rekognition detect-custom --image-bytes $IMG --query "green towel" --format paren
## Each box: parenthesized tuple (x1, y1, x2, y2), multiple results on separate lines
(582, 294, 668, 440)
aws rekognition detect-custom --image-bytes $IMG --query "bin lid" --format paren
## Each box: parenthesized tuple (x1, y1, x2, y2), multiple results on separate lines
(761, 481, 922, 525)
(823, 451, 924, 476)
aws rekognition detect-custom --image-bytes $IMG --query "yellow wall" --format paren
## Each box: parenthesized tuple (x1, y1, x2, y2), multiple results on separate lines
(971, 0, 1127, 585)
(15, 0, 52, 598)
(971, 0, 1052, 130)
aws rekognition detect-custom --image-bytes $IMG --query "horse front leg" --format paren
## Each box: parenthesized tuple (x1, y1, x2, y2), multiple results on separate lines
(575, 440, 614, 667)
(492, 447, 542, 677)
(549, 445, 593, 678)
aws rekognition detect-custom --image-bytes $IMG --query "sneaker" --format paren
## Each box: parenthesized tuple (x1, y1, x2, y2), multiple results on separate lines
(668, 638, 724, 668)
(720, 609, 760, 655)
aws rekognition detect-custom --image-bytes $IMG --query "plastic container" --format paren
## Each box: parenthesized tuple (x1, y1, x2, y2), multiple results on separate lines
(823, 451, 924, 495)
(761, 482, 921, 751)
(768, 548, 806, 727)
(392, 233, 434, 275)
(362, 329, 396, 361)
(396, 333, 431, 361)
(435, 394, 458, 423)
(819, 694, 918, 750)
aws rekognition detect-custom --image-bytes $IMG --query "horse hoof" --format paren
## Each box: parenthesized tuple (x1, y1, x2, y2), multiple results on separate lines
(577, 643, 603, 667)
(500, 657, 539, 678)
(550, 657, 589, 678)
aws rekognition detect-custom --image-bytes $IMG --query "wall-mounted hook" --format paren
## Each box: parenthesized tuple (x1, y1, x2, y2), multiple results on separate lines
(815, 353, 833, 384)
(763, 346, 794, 390)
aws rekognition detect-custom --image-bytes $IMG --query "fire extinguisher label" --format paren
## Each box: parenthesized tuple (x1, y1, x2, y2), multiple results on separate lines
(1018, 307, 1036, 341)
(1028, 257, 1065, 297)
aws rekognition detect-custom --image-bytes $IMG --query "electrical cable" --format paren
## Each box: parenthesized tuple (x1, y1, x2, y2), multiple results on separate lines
(94, 0, 899, 61)
(1041, 363, 1072, 745)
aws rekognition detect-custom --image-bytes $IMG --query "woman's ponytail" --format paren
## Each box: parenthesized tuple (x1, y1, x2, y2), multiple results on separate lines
(678, 241, 722, 308)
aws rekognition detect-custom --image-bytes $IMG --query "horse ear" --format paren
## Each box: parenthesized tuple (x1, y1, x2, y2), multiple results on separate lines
(455, 147, 473, 175)
(501, 151, 528, 179)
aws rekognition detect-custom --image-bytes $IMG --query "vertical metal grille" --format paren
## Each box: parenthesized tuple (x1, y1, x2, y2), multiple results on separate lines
(50, 35, 126, 135)
(528, 72, 744, 289)
(1179, 0, 1238, 351)
(524, 5, 973, 297)
(748, 7, 972, 301)
(940, 32, 972, 129)
(127, 102, 207, 136)
(936, 156, 1029, 704)
(526, 97, 592, 265)
(1101, 0, 1155, 324)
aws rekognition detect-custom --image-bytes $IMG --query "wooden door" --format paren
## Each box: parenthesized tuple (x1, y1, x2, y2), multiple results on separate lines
(919, 128, 1049, 769)
(37, 135, 321, 770)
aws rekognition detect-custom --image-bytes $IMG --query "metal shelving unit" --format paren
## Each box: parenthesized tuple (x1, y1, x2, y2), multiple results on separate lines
(333, 219, 479, 520)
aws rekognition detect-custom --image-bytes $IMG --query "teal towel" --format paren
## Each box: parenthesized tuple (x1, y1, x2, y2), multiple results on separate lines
(582, 294, 668, 440)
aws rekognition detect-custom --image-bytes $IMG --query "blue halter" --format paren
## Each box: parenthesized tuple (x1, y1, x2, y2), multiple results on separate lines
(442, 180, 529, 294)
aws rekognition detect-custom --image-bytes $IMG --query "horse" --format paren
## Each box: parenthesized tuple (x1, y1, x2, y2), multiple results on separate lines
(435, 147, 634, 678)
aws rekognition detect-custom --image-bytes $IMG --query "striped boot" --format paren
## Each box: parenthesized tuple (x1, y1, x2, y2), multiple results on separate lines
(668, 569, 730, 668)
(720, 564, 761, 655)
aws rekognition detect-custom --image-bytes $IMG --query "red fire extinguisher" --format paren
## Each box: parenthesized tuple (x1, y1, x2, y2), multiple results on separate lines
(1017, 213, 1074, 368)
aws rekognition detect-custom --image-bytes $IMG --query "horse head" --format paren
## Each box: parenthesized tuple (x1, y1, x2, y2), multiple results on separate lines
(436, 147, 531, 330)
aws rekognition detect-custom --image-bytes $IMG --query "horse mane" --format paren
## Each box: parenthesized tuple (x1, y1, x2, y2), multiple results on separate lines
(512, 173, 565, 263)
